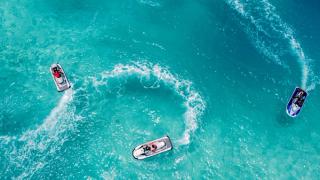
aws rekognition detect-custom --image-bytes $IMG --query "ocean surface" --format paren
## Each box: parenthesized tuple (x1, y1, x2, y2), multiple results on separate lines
(1, 0, 320, 179)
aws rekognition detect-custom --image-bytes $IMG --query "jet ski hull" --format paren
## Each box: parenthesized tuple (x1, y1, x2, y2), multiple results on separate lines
(286, 87, 308, 117)
(132, 135, 173, 160)
(50, 63, 71, 92)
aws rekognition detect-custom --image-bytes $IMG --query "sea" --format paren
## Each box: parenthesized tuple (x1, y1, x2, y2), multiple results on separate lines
(1, 0, 320, 179)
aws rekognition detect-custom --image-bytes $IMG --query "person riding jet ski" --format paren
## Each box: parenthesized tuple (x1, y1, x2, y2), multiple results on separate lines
(50, 63, 71, 92)
(53, 68, 61, 78)
(142, 143, 158, 153)
(292, 91, 306, 106)
(286, 87, 308, 117)
(132, 136, 173, 160)
(52, 67, 64, 84)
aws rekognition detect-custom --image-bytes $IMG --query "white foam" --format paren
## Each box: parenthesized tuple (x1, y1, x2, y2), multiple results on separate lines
(306, 77, 320, 92)
(288, 37, 309, 89)
(20, 89, 74, 141)
(231, 0, 245, 15)
(101, 167, 117, 179)
(174, 155, 185, 165)
(95, 62, 206, 145)
(138, 0, 161, 7)
(226, 0, 314, 90)
(0, 135, 16, 146)
(1, 88, 82, 179)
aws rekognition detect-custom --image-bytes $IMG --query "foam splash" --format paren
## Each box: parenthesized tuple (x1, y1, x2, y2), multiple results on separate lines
(232, 0, 245, 15)
(93, 62, 206, 145)
(20, 89, 74, 139)
(1, 89, 81, 179)
(226, 0, 314, 90)
(306, 77, 320, 92)
(138, 0, 161, 7)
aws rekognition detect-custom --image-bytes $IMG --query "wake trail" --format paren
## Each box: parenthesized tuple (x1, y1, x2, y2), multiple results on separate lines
(226, 0, 314, 91)
(0, 88, 81, 179)
(92, 62, 206, 145)
(1, 62, 206, 178)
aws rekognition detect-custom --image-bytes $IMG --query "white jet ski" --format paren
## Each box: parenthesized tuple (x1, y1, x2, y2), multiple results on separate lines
(50, 63, 71, 92)
(286, 87, 308, 117)
(132, 135, 173, 160)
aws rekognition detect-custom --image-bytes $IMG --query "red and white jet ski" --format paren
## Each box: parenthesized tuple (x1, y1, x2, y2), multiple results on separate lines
(50, 63, 71, 92)
(132, 135, 173, 160)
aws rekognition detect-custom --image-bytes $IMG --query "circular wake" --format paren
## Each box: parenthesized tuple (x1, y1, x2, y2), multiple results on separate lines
(0, 62, 205, 178)
(92, 62, 206, 145)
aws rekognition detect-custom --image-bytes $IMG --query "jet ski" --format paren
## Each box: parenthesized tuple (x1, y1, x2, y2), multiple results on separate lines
(132, 135, 173, 160)
(50, 63, 71, 92)
(286, 87, 308, 117)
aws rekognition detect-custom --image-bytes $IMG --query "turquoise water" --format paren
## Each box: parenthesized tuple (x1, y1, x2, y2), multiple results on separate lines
(1, 0, 320, 179)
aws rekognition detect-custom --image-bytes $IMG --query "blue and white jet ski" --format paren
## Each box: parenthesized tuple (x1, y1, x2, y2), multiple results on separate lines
(50, 63, 71, 92)
(132, 135, 173, 160)
(286, 87, 308, 117)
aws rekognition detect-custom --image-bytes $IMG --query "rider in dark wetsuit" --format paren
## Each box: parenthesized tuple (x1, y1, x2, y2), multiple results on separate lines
(142, 145, 151, 155)
(144, 145, 151, 151)
(296, 96, 306, 107)
(293, 90, 305, 107)
(142, 144, 157, 154)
